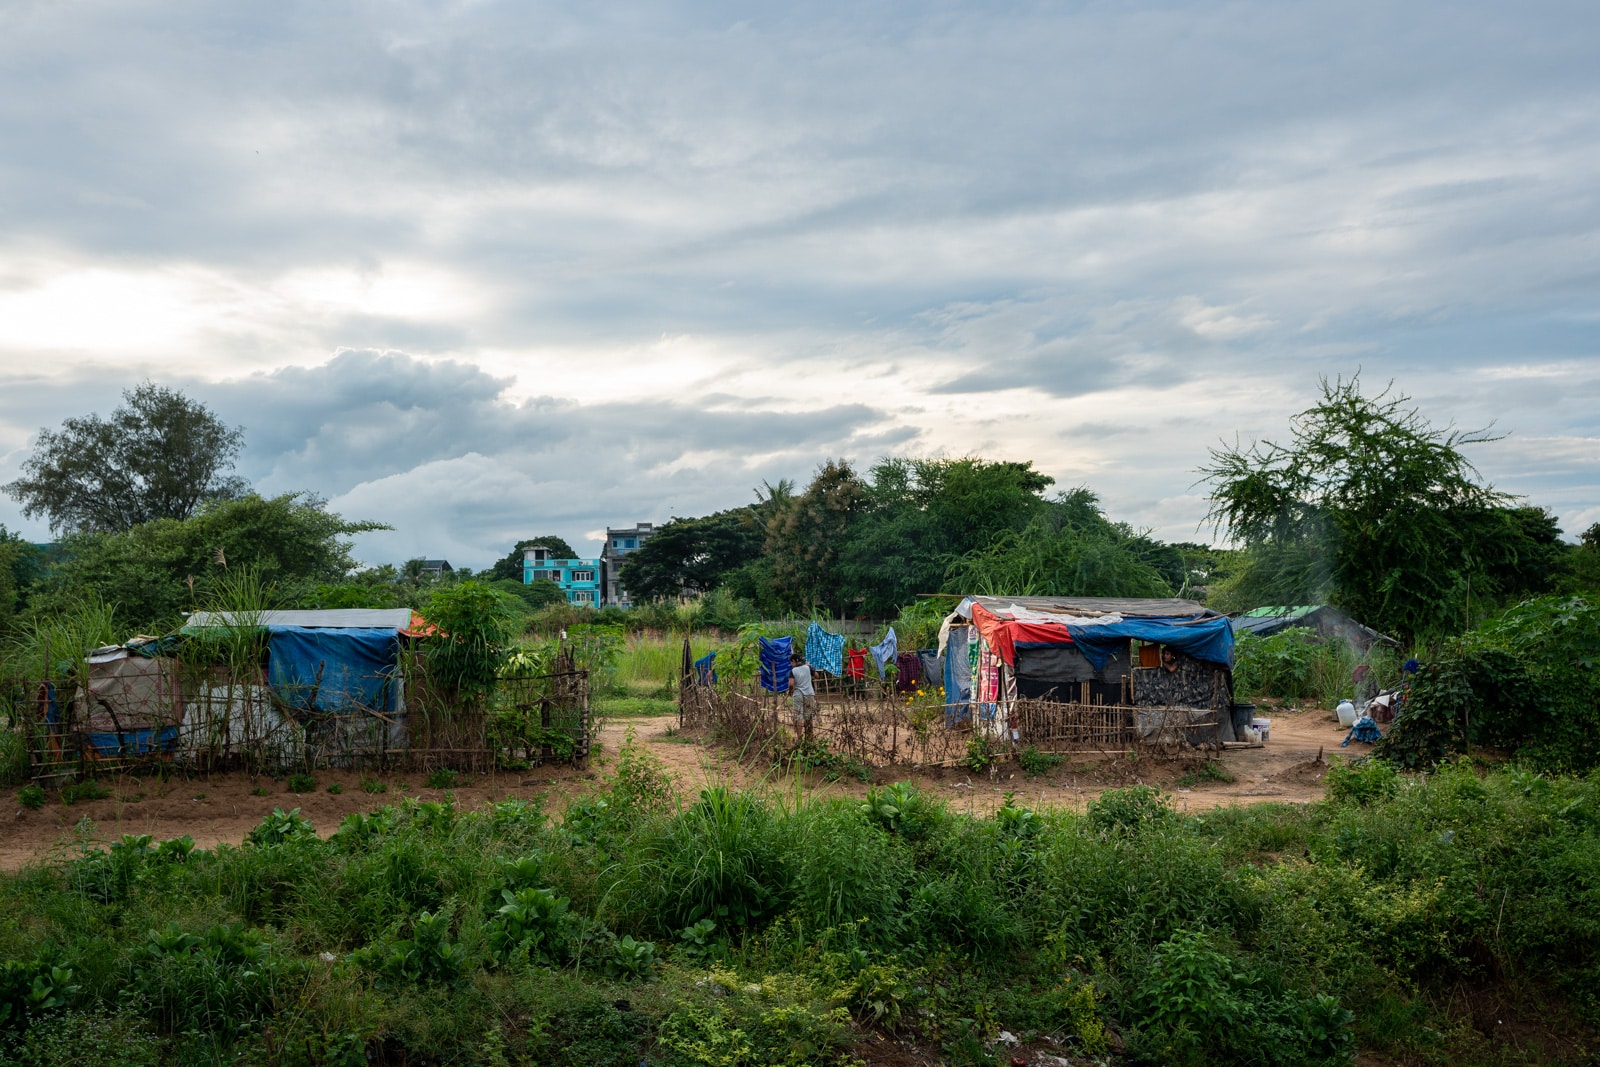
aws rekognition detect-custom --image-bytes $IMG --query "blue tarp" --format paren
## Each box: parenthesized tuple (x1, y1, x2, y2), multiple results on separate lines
(694, 651, 717, 686)
(267, 626, 399, 713)
(1045, 615, 1236, 670)
(759, 636, 793, 693)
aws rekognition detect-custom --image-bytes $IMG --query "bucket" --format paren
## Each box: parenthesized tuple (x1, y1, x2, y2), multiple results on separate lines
(1251, 716, 1271, 742)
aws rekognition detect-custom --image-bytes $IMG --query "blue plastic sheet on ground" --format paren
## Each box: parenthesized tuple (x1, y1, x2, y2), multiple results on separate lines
(1342, 716, 1383, 746)
(694, 650, 717, 686)
(759, 636, 793, 693)
(805, 622, 845, 676)
(1057, 615, 1235, 670)
(267, 626, 399, 713)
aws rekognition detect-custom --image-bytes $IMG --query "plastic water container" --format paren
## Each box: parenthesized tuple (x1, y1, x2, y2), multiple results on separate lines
(1336, 700, 1357, 728)
(1252, 716, 1271, 742)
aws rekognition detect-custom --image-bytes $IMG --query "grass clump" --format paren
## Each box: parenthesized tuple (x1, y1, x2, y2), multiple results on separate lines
(284, 773, 316, 794)
(1177, 760, 1236, 788)
(17, 783, 46, 810)
(425, 768, 458, 790)
(59, 779, 109, 805)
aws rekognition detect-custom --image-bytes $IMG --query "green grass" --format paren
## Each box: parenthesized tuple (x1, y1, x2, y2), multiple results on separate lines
(595, 695, 678, 718)
(0, 755, 1595, 1066)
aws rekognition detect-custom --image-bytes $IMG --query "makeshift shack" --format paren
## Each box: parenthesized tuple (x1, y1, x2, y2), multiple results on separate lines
(1231, 605, 1396, 651)
(937, 596, 1240, 745)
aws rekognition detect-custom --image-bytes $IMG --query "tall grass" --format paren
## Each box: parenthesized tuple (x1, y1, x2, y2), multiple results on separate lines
(2, 755, 1597, 1065)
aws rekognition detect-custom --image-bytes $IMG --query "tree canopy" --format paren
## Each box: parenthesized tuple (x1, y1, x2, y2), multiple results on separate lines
(1202, 376, 1561, 640)
(618, 509, 764, 602)
(4, 382, 248, 534)
(40, 493, 388, 629)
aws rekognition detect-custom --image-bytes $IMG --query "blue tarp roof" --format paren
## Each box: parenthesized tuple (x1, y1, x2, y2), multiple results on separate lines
(267, 626, 399, 713)
(1048, 615, 1235, 670)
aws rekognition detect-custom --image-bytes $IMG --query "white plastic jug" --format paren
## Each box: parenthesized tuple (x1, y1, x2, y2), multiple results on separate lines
(1336, 700, 1357, 728)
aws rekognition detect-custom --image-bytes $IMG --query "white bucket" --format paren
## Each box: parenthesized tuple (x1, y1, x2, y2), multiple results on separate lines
(1251, 716, 1271, 742)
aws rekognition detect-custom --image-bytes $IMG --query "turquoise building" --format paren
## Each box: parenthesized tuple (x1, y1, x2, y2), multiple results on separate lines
(523, 545, 604, 606)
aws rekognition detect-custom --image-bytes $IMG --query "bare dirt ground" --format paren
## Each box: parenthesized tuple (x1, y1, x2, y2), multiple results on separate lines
(1, 704, 1371, 871)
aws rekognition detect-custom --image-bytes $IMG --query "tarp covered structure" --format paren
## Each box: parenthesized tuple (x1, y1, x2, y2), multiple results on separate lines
(1230, 605, 1396, 651)
(942, 596, 1235, 670)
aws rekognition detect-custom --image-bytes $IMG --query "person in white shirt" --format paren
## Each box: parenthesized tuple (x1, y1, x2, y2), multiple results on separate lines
(787, 652, 817, 741)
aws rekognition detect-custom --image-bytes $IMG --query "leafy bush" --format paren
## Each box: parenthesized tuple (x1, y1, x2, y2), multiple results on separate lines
(16, 784, 44, 810)
(1324, 757, 1398, 805)
(425, 768, 458, 790)
(285, 772, 316, 793)
(59, 779, 109, 805)
(1087, 785, 1177, 835)
(1017, 745, 1064, 776)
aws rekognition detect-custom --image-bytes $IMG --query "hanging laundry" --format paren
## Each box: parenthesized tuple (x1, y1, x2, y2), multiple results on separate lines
(945, 625, 973, 703)
(805, 622, 846, 677)
(917, 650, 941, 690)
(693, 651, 717, 686)
(759, 636, 793, 693)
(895, 651, 921, 693)
(870, 628, 898, 679)
(844, 648, 867, 680)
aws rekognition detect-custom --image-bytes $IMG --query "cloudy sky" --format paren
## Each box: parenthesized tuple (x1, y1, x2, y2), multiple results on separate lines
(1, 1, 1596, 568)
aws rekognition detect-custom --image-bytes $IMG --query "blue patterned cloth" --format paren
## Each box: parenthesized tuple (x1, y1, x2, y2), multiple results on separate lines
(869, 627, 898, 679)
(805, 622, 845, 676)
(759, 636, 792, 692)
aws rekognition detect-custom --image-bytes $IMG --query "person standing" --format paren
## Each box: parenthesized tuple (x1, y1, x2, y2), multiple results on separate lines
(788, 651, 817, 742)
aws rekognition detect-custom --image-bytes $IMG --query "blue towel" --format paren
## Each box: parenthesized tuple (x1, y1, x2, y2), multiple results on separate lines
(805, 622, 845, 676)
(869, 628, 898, 679)
(694, 651, 717, 686)
(1341, 716, 1383, 746)
(759, 636, 792, 693)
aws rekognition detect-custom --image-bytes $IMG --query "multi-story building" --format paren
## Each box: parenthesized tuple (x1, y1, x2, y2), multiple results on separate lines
(600, 522, 655, 607)
(522, 545, 603, 606)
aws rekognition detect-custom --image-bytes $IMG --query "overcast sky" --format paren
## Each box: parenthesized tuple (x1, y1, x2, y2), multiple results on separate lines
(1, 0, 1596, 568)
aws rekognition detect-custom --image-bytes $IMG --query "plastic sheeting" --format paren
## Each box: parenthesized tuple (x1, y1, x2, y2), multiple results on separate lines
(759, 636, 793, 693)
(267, 626, 399, 713)
(1062, 615, 1235, 670)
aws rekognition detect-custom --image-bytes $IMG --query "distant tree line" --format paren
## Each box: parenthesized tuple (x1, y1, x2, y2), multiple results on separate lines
(2, 378, 1596, 644)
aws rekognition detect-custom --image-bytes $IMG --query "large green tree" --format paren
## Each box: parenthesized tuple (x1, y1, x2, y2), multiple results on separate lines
(837, 457, 1055, 615)
(764, 460, 866, 614)
(4, 382, 248, 534)
(1202, 376, 1559, 641)
(618, 509, 764, 602)
(945, 488, 1175, 598)
(42, 492, 387, 629)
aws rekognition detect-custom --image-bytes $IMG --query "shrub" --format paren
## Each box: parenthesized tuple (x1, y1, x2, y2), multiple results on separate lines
(285, 773, 316, 794)
(1087, 785, 1176, 835)
(361, 777, 387, 794)
(16, 784, 45, 811)
(425, 768, 458, 790)
(59, 779, 109, 805)
(1017, 745, 1065, 776)
(1324, 757, 1398, 805)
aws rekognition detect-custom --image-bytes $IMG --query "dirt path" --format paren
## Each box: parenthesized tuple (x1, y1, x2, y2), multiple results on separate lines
(1, 705, 1368, 871)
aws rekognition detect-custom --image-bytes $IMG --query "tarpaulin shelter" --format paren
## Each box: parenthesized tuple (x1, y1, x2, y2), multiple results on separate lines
(186, 609, 413, 715)
(938, 596, 1238, 739)
(74, 645, 184, 757)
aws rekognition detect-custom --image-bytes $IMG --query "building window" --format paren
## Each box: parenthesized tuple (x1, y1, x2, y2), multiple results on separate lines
(624, 538, 637, 549)
(571, 569, 594, 582)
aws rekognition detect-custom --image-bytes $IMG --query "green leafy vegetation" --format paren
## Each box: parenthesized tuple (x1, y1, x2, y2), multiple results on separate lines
(1, 761, 1595, 1065)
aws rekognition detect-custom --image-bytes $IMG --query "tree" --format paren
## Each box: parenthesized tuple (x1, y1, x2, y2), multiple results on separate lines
(838, 457, 1055, 615)
(945, 488, 1174, 598)
(764, 460, 866, 614)
(487, 536, 579, 582)
(42, 492, 387, 629)
(4, 382, 248, 534)
(618, 509, 764, 602)
(1201, 376, 1554, 641)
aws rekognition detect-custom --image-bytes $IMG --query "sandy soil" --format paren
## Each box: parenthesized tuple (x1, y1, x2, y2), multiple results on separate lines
(1, 704, 1374, 870)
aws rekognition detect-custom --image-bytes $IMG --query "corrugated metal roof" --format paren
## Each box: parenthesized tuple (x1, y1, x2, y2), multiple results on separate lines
(185, 608, 415, 630)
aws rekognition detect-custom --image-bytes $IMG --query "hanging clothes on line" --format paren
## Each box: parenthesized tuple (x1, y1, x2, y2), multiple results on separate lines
(694, 651, 717, 686)
(917, 649, 941, 690)
(870, 627, 898, 679)
(844, 647, 867, 680)
(805, 622, 845, 676)
(759, 636, 792, 693)
(895, 651, 921, 693)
